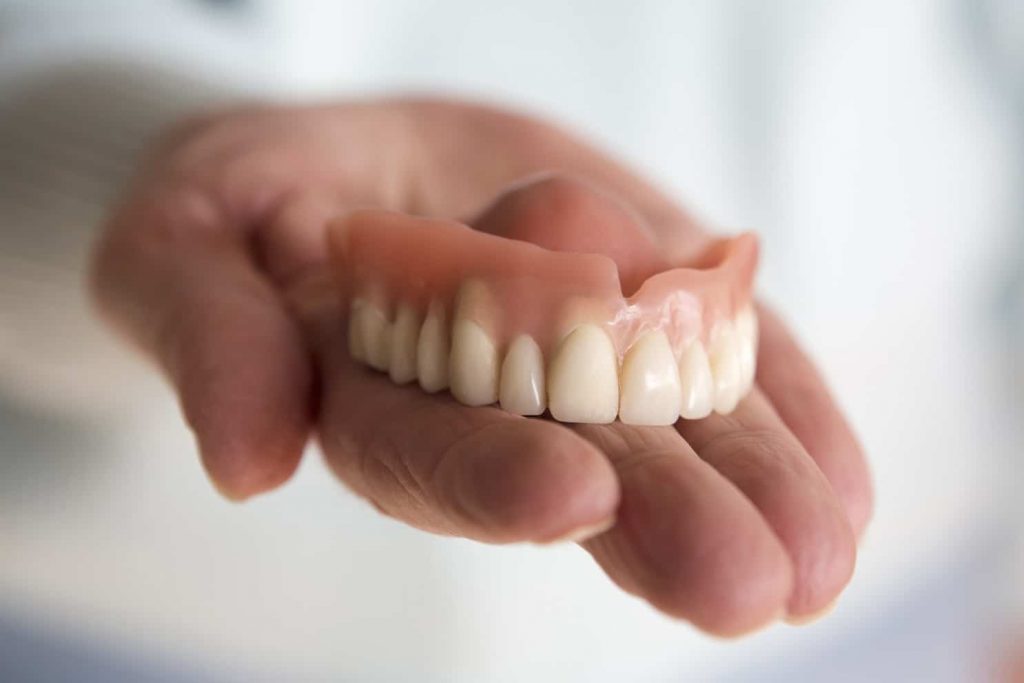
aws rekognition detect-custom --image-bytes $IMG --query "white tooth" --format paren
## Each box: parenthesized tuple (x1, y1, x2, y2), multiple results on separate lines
(389, 303, 421, 384)
(709, 321, 742, 414)
(357, 302, 392, 372)
(735, 305, 759, 392)
(618, 330, 682, 426)
(548, 324, 619, 424)
(499, 334, 546, 415)
(449, 319, 499, 406)
(347, 298, 368, 363)
(678, 340, 714, 419)
(417, 300, 449, 393)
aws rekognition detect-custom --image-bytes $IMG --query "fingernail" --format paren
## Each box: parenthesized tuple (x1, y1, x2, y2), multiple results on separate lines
(784, 599, 838, 626)
(543, 515, 616, 544)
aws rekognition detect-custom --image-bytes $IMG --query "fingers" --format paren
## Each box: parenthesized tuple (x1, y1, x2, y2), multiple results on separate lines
(676, 390, 856, 619)
(471, 174, 670, 293)
(317, 348, 620, 544)
(90, 191, 313, 499)
(576, 424, 793, 636)
(754, 304, 874, 537)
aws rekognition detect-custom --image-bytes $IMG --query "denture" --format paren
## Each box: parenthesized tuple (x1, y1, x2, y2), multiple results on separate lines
(330, 210, 759, 425)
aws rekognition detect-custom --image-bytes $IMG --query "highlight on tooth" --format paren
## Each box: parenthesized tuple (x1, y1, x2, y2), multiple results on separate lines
(336, 220, 759, 422)
(499, 334, 546, 415)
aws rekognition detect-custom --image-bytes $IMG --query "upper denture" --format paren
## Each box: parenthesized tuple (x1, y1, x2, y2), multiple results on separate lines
(330, 209, 759, 425)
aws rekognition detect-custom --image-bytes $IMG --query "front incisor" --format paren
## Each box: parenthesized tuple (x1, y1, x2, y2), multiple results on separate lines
(709, 321, 742, 414)
(449, 319, 499, 406)
(619, 330, 682, 426)
(548, 324, 619, 424)
(347, 299, 369, 362)
(735, 305, 758, 392)
(499, 334, 546, 415)
(389, 303, 421, 384)
(417, 300, 450, 393)
(354, 301, 392, 371)
(678, 340, 714, 419)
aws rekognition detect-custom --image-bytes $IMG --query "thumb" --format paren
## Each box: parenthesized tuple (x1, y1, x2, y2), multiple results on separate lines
(90, 188, 314, 499)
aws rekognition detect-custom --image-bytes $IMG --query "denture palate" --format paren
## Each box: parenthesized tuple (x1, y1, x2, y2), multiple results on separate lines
(332, 211, 759, 426)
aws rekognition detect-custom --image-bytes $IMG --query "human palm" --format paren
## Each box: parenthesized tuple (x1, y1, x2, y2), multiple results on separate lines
(92, 99, 871, 635)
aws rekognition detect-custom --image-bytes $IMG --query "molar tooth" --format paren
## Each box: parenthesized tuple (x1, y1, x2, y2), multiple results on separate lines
(357, 301, 392, 372)
(347, 298, 369, 363)
(417, 300, 449, 393)
(619, 330, 682, 426)
(678, 340, 714, 419)
(499, 334, 546, 416)
(548, 324, 619, 424)
(709, 321, 742, 414)
(389, 303, 421, 384)
(449, 318, 500, 406)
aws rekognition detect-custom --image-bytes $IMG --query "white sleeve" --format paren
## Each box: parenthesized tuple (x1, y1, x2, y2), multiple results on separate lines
(0, 3, 268, 420)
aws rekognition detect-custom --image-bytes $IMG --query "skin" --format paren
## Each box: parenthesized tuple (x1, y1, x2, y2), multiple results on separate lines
(90, 99, 873, 636)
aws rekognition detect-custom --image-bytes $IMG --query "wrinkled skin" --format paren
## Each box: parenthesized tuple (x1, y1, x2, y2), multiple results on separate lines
(91, 100, 872, 636)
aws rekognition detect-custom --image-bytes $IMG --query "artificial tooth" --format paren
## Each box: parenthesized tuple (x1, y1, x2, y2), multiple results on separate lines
(499, 334, 546, 416)
(358, 302, 392, 372)
(347, 298, 368, 363)
(449, 318, 500, 406)
(548, 324, 619, 424)
(618, 330, 682, 426)
(417, 300, 450, 393)
(389, 303, 421, 384)
(677, 340, 714, 419)
(734, 305, 759, 392)
(709, 321, 742, 414)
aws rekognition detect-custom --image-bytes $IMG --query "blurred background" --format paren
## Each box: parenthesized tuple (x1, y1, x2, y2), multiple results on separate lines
(0, 0, 1021, 680)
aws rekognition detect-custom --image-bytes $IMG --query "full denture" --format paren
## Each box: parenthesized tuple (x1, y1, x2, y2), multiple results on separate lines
(330, 210, 759, 425)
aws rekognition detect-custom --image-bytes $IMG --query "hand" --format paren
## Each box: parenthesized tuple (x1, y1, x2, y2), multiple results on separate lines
(91, 100, 872, 635)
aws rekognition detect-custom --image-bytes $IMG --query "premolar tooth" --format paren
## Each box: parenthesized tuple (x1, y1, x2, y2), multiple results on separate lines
(449, 319, 499, 406)
(678, 341, 714, 419)
(709, 321, 742, 414)
(548, 324, 619, 424)
(417, 300, 449, 393)
(619, 330, 682, 426)
(347, 298, 368, 363)
(358, 302, 392, 372)
(499, 334, 546, 416)
(389, 303, 421, 384)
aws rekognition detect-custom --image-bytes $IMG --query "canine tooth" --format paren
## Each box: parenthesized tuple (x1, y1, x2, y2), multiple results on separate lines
(347, 298, 368, 363)
(358, 302, 392, 372)
(389, 303, 421, 384)
(619, 330, 682, 426)
(735, 305, 758, 392)
(499, 334, 546, 415)
(449, 319, 499, 406)
(709, 321, 742, 414)
(678, 340, 714, 419)
(417, 300, 449, 393)
(548, 324, 619, 424)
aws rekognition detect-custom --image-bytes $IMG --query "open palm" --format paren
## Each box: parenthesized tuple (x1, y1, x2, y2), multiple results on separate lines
(93, 99, 871, 635)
